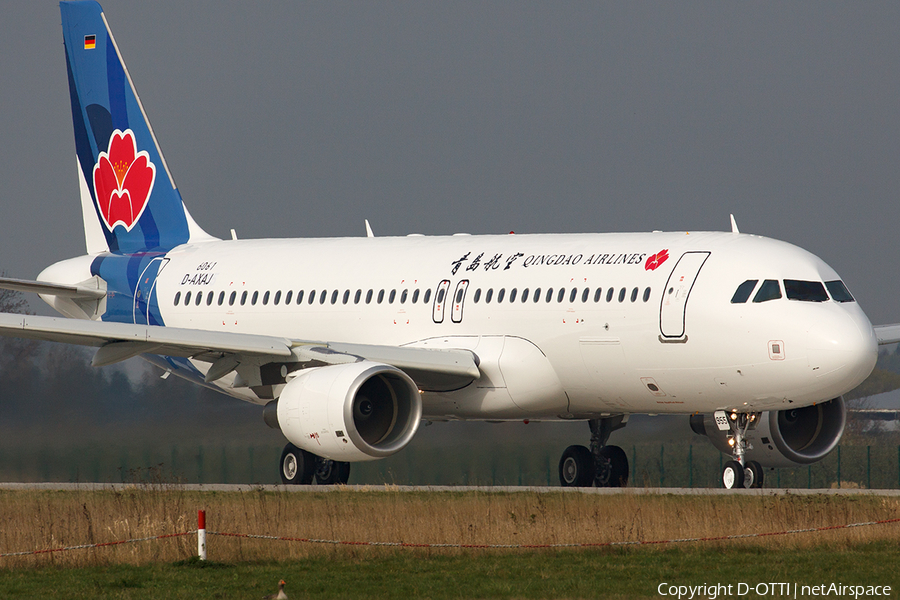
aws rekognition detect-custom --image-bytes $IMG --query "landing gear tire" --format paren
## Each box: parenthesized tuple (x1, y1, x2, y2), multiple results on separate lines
(559, 445, 595, 487)
(722, 460, 745, 489)
(595, 445, 629, 488)
(315, 458, 351, 485)
(280, 443, 315, 485)
(743, 460, 764, 489)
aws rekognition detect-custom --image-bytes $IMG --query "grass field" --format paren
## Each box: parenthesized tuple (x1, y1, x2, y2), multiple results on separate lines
(1, 488, 899, 598)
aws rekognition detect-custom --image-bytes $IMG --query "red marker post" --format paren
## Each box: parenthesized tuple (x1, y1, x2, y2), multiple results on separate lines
(198, 510, 207, 561)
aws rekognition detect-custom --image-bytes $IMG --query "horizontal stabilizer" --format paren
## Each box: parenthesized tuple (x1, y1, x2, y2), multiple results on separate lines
(0, 277, 106, 300)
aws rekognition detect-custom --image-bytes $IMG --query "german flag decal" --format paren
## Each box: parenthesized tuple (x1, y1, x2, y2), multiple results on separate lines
(84, 35, 96, 50)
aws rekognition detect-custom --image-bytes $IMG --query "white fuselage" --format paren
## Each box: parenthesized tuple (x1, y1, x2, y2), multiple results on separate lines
(41, 230, 878, 420)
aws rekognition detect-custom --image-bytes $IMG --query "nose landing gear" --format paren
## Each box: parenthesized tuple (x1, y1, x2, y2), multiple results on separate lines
(559, 416, 629, 488)
(716, 410, 764, 489)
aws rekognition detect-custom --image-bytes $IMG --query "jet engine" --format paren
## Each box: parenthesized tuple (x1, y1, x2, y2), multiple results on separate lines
(264, 361, 422, 462)
(690, 397, 846, 468)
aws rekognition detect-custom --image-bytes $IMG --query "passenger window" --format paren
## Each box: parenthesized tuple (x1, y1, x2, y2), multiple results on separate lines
(252, 291, 259, 306)
(274, 291, 281, 305)
(473, 289, 482, 303)
(498, 288, 506, 303)
(196, 291, 203, 306)
(630, 287, 638, 302)
(320, 290, 327, 304)
(510, 288, 518, 303)
(533, 288, 541, 302)
(825, 280, 854, 303)
(354, 290, 362, 304)
(296, 290, 304, 305)
(218, 291, 225, 306)
(207, 292, 214, 306)
(308, 290, 316, 305)
(569, 288, 578, 303)
(618, 288, 626, 303)
(606, 288, 614, 302)
(412, 289, 419, 304)
(424, 289, 432, 304)
(229, 291, 237, 306)
(343, 290, 350, 304)
(521, 288, 529, 303)
(174, 291, 181, 305)
(753, 280, 782, 303)
(643, 287, 651, 302)
(730, 280, 758, 304)
(546, 288, 553, 303)
(285, 290, 293, 304)
(388, 290, 396, 304)
(366, 289, 373, 304)
(558, 288, 566, 303)
(378, 290, 385, 304)
(784, 280, 828, 302)
(401, 289, 408, 304)
(184, 291, 192, 306)
(594, 288, 602, 303)
(331, 290, 339, 304)
(240, 291, 247, 306)
(262, 291, 269, 305)
(581, 288, 589, 303)
(486, 289, 493, 303)
(456, 288, 464, 303)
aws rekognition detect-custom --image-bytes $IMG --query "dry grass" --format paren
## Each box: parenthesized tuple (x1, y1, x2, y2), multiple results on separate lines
(1, 487, 899, 568)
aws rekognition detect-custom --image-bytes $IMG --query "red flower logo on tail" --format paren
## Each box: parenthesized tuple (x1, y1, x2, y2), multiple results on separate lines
(93, 129, 156, 232)
(645, 249, 669, 271)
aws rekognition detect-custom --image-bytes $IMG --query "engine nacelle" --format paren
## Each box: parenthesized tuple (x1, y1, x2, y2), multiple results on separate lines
(690, 397, 846, 468)
(266, 361, 422, 462)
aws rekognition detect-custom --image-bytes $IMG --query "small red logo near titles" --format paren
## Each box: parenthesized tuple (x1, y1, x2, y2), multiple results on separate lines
(308, 432, 321, 445)
(93, 129, 156, 232)
(644, 249, 669, 271)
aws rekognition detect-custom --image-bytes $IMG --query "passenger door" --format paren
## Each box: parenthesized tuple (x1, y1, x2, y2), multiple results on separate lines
(659, 252, 710, 340)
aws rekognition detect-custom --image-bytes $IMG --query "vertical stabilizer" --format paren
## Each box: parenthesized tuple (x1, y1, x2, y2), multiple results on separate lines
(60, 1, 216, 254)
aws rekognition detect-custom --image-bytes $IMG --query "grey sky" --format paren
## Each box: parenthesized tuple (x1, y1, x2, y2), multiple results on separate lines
(2, 2, 899, 325)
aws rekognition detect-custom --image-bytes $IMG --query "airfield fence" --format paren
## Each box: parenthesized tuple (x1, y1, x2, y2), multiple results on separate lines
(1, 443, 899, 489)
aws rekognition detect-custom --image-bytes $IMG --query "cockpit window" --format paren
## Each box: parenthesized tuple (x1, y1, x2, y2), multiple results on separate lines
(784, 280, 828, 302)
(825, 280, 855, 303)
(730, 280, 758, 304)
(752, 280, 782, 303)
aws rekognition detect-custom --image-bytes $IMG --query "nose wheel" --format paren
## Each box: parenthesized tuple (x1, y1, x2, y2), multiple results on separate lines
(717, 411, 764, 489)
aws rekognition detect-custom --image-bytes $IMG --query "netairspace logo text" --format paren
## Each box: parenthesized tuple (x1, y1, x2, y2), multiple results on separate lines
(657, 582, 892, 599)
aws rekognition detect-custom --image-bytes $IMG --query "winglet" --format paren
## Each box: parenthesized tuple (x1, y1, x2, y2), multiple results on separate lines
(730, 214, 740, 234)
(365, 219, 374, 238)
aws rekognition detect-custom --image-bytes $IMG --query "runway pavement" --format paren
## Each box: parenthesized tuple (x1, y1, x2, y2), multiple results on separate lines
(2, 483, 900, 495)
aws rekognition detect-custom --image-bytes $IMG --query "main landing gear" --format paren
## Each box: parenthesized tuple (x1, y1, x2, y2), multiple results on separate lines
(279, 443, 351, 485)
(717, 411, 764, 489)
(559, 417, 629, 488)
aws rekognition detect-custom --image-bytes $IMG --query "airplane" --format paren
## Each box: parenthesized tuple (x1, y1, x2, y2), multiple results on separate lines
(0, 0, 896, 489)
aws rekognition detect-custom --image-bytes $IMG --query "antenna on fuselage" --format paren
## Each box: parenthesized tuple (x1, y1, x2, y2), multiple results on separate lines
(730, 214, 740, 234)
(365, 220, 375, 238)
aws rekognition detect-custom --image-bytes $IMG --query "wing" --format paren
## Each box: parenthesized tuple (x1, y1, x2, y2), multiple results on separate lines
(874, 324, 900, 345)
(0, 313, 479, 392)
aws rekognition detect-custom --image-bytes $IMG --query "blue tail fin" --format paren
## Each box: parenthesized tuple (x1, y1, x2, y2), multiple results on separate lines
(60, 1, 215, 254)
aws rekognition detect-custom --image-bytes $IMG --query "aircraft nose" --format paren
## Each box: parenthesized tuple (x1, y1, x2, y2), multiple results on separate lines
(807, 309, 877, 395)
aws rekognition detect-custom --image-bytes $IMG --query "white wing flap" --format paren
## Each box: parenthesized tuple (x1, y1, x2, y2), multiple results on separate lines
(0, 313, 480, 391)
(0, 313, 293, 357)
